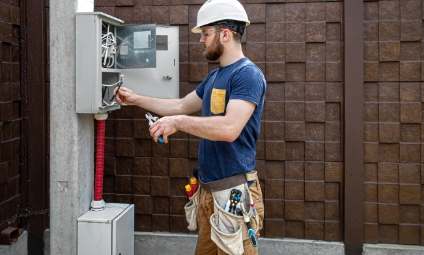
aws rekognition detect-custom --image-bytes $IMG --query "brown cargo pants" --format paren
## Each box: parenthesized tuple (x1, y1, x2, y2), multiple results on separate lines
(194, 176, 264, 255)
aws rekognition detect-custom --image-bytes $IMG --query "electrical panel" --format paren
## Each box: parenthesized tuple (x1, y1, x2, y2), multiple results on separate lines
(76, 12, 179, 114)
(78, 203, 134, 255)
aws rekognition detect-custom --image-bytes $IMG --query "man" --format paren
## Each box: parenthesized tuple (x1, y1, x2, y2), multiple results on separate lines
(116, 0, 266, 254)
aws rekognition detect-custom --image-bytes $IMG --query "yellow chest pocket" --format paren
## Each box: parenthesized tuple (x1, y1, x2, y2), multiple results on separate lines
(210, 88, 226, 114)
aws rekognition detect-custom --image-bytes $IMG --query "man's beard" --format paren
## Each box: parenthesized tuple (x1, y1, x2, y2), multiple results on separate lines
(204, 35, 224, 61)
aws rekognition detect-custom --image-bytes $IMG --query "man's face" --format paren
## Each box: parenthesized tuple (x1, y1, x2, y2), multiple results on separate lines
(200, 26, 224, 61)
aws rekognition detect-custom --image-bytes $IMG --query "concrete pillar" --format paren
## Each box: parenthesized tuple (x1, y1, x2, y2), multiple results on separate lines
(49, 1, 94, 254)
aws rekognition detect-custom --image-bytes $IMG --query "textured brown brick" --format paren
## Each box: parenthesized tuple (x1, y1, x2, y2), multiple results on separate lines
(326, 83, 342, 102)
(364, 62, 379, 81)
(285, 83, 304, 100)
(285, 201, 304, 221)
(379, 0, 399, 20)
(306, 22, 325, 42)
(325, 183, 339, 201)
(153, 197, 169, 214)
(285, 3, 305, 22)
(401, 21, 421, 41)
(266, 62, 285, 82)
(286, 43, 305, 62)
(284, 180, 304, 200)
(170, 196, 186, 215)
(326, 23, 341, 41)
(265, 141, 285, 160)
(365, 223, 378, 242)
(400, 42, 421, 61)
(325, 222, 341, 241)
(285, 102, 304, 121)
(379, 143, 399, 162)
(265, 161, 284, 179)
(400, 82, 420, 101)
(399, 184, 421, 204)
(245, 4, 265, 23)
(266, 83, 284, 101)
(325, 162, 342, 182)
(379, 42, 400, 61)
(306, 123, 324, 141)
(264, 121, 284, 140)
(379, 204, 399, 224)
(305, 202, 324, 220)
(285, 122, 305, 141)
(245, 42, 266, 62)
(285, 161, 304, 180)
(399, 164, 420, 184)
(264, 219, 284, 237)
(365, 163, 378, 182)
(266, 42, 285, 62)
(379, 123, 400, 143)
(400, 62, 421, 81)
(400, 0, 421, 19)
(305, 222, 324, 240)
(326, 2, 342, 22)
(326, 103, 340, 121)
(380, 62, 400, 81)
(326, 41, 341, 62)
(325, 202, 339, 221)
(133, 176, 150, 195)
(265, 179, 283, 199)
(134, 195, 152, 214)
(400, 143, 420, 162)
(379, 103, 399, 122)
(326, 62, 342, 82)
(169, 158, 189, 177)
(306, 62, 325, 81)
(365, 1, 378, 21)
(170, 5, 188, 25)
(400, 124, 420, 142)
(324, 142, 341, 162)
(364, 22, 378, 41)
(286, 142, 304, 161)
(286, 23, 305, 42)
(305, 142, 324, 161)
(150, 177, 169, 196)
(379, 82, 399, 101)
(365, 42, 379, 61)
(266, 4, 284, 22)
(189, 63, 208, 82)
(399, 225, 420, 245)
(264, 101, 284, 121)
(286, 63, 306, 81)
(379, 21, 400, 41)
(170, 215, 189, 233)
(365, 203, 378, 222)
(152, 214, 169, 231)
(379, 225, 398, 244)
(305, 181, 324, 201)
(306, 43, 325, 62)
(305, 162, 324, 181)
(378, 163, 399, 183)
(365, 123, 378, 142)
(305, 2, 325, 21)
(378, 184, 399, 203)
(305, 102, 325, 122)
(400, 205, 420, 224)
(305, 83, 325, 101)
(246, 23, 266, 42)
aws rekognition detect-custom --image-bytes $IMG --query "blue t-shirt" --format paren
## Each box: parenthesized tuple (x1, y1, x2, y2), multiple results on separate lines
(195, 58, 267, 183)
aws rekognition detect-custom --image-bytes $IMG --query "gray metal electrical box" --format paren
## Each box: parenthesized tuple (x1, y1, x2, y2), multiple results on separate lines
(76, 12, 179, 114)
(78, 203, 134, 255)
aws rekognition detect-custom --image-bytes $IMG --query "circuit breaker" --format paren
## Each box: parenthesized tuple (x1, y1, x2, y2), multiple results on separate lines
(76, 12, 179, 114)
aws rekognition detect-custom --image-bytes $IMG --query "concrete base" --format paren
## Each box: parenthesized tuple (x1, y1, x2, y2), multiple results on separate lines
(0, 231, 27, 255)
(135, 232, 345, 255)
(363, 243, 424, 255)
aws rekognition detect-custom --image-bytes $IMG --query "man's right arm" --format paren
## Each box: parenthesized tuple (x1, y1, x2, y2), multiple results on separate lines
(115, 87, 202, 116)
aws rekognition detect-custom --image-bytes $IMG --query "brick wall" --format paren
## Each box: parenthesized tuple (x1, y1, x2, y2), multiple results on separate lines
(96, 0, 344, 240)
(0, 0, 23, 233)
(363, 0, 424, 245)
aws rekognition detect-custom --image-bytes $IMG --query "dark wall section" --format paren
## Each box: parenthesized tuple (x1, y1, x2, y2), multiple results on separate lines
(363, 0, 424, 245)
(0, 0, 23, 238)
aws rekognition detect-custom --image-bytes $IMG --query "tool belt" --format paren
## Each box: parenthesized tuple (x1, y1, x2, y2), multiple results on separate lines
(199, 171, 258, 192)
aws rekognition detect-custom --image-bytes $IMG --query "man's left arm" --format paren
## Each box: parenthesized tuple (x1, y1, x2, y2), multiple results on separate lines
(149, 99, 255, 143)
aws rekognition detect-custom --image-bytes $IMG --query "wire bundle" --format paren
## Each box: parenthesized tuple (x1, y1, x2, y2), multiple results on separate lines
(101, 24, 117, 68)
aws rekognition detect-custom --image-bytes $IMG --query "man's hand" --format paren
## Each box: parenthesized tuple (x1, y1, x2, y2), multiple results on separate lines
(114, 86, 139, 106)
(149, 115, 180, 144)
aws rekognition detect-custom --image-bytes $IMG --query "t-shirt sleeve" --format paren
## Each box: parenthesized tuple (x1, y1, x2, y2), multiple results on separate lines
(195, 70, 216, 99)
(229, 66, 266, 106)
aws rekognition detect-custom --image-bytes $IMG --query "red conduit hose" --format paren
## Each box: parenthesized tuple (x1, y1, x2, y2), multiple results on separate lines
(94, 119, 106, 201)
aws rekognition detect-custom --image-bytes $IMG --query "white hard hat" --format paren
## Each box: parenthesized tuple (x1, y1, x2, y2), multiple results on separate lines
(192, 0, 250, 33)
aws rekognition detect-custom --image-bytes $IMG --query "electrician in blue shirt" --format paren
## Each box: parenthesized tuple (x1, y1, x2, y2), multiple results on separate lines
(116, 0, 266, 254)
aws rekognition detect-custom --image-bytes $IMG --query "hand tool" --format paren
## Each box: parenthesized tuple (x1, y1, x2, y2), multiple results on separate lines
(145, 112, 164, 144)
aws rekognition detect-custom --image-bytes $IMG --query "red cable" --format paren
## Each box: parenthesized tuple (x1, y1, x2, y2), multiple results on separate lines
(94, 119, 105, 201)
